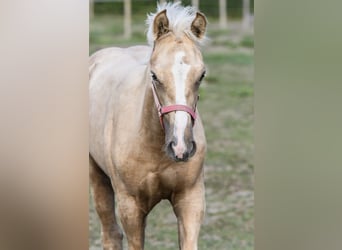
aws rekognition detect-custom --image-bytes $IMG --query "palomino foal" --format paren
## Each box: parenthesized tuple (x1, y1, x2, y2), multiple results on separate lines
(89, 3, 207, 250)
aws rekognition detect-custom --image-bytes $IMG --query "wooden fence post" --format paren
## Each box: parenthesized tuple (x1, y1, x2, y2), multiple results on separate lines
(123, 0, 132, 39)
(192, 0, 199, 9)
(219, 0, 227, 29)
(242, 0, 250, 31)
(90, 0, 94, 19)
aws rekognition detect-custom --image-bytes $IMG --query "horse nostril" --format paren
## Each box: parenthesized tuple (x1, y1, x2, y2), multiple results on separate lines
(169, 140, 175, 150)
(167, 141, 174, 152)
(183, 151, 189, 161)
(189, 141, 197, 157)
(167, 140, 176, 155)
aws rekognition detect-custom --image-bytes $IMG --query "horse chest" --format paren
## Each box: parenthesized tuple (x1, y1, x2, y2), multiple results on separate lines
(115, 155, 199, 197)
(138, 165, 196, 197)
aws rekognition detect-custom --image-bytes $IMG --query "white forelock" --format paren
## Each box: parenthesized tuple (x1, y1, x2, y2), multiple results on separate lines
(146, 2, 207, 46)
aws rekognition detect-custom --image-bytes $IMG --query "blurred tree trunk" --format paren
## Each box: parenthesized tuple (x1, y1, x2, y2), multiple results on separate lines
(192, 0, 199, 9)
(159, 0, 166, 4)
(123, 0, 131, 39)
(242, 0, 250, 31)
(219, 0, 227, 29)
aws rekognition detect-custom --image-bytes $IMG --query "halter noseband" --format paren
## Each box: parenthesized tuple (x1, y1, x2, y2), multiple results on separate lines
(151, 82, 198, 130)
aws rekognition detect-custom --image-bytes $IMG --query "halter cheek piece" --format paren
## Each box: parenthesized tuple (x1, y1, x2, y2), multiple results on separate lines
(151, 82, 199, 130)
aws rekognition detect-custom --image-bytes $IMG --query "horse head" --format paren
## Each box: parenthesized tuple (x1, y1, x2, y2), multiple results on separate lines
(148, 8, 207, 162)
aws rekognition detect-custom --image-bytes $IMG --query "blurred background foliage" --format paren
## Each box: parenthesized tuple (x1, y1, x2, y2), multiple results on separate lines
(94, 0, 253, 18)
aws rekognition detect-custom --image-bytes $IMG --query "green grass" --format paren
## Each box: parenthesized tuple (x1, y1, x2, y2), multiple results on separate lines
(90, 14, 254, 250)
(240, 35, 254, 48)
(205, 53, 254, 65)
(90, 15, 147, 53)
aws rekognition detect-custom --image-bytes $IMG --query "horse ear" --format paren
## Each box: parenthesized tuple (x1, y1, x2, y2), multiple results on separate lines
(153, 9, 169, 40)
(191, 12, 207, 39)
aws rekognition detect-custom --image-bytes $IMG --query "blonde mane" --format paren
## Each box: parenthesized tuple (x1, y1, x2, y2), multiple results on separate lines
(146, 2, 207, 46)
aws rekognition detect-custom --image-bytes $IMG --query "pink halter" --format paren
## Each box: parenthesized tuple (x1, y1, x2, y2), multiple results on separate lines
(151, 82, 198, 130)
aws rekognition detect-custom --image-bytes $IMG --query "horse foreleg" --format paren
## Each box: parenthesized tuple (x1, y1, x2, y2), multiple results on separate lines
(116, 193, 147, 250)
(89, 156, 123, 250)
(172, 181, 205, 250)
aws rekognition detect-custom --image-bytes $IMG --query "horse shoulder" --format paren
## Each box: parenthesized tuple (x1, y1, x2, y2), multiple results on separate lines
(89, 46, 150, 174)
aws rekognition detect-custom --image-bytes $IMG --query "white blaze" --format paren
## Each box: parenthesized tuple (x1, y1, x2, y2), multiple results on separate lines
(171, 51, 190, 157)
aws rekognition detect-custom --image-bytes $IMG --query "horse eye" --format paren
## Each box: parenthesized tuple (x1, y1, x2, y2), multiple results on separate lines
(199, 71, 206, 82)
(196, 71, 206, 86)
(151, 72, 158, 82)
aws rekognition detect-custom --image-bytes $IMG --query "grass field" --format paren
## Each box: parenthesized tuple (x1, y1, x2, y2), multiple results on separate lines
(89, 14, 254, 250)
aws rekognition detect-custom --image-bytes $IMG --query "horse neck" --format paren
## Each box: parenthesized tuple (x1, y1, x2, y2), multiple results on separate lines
(140, 67, 165, 144)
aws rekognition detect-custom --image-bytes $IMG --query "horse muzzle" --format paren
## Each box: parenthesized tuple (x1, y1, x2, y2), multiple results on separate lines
(166, 138, 197, 162)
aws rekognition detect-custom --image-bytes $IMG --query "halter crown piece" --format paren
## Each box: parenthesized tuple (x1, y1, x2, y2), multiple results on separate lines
(151, 82, 198, 130)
